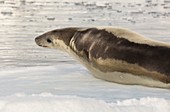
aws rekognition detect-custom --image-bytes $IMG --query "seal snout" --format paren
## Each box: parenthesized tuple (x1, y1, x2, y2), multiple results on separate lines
(35, 37, 38, 43)
(35, 36, 51, 48)
(35, 36, 46, 47)
(35, 37, 41, 46)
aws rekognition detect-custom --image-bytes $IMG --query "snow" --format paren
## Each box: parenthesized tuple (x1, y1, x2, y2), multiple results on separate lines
(0, 93, 169, 112)
(0, 0, 170, 111)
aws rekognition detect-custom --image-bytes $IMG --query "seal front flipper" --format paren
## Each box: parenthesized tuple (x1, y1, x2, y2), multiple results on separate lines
(81, 49, 89, 62)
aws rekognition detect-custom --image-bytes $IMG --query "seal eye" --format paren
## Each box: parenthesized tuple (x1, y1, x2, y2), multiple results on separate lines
(47, 38, 52, 43)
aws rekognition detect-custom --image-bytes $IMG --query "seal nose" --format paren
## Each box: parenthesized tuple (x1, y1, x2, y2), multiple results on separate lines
(35, 37, 47, 47)
(35, 37, 39, 43)
(35, 37, 41, 46)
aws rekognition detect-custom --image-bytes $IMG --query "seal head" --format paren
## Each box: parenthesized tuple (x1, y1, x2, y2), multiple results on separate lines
(35, 28, 79, 50)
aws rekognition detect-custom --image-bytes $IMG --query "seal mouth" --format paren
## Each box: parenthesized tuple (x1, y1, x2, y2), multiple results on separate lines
(39, 44, 48, 47)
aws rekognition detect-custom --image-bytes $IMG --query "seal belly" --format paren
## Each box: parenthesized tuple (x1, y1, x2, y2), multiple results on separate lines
(92, 58, 170, 86)
(89, 65, 170, 88)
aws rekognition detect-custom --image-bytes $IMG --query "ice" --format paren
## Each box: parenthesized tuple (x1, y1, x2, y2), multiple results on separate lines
(0, 0, 170, 111)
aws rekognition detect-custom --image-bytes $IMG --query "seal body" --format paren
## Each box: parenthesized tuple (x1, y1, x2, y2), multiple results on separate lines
(35, 27, 170, 88)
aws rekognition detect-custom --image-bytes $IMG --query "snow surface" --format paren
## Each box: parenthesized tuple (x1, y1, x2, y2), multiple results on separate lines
(0, 0, 170, 111)
(0, 93, 170, 112)
(0, 64, 170, 112)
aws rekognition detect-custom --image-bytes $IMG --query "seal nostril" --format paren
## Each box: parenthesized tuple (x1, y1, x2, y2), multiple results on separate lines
(47, 38, 52, 43)
(35, 38, 39, 45)
(35, 38, 38, 42)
